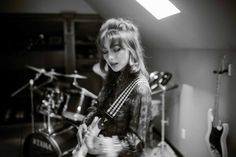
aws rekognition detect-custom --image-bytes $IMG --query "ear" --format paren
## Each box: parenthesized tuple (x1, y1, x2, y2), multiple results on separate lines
(129, 54, 135, 66)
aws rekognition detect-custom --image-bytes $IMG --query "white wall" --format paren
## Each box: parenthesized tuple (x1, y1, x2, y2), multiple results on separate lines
(147, 48, 236, 157)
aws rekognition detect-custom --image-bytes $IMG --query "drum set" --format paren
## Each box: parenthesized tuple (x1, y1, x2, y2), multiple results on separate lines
(12, 65, 97, 157)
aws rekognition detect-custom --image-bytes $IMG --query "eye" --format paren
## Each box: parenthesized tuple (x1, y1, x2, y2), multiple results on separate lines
(103, 50, 108, 55)
(113, 45, 121, 52)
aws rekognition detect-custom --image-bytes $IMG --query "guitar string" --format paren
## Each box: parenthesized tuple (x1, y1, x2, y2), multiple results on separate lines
(108, 78, 142, 115)
(110, 79, 147, 117)
(106, 77, 140, 113)
(106, 77, 146, 118)
(214, 57, 224, 126)
(109, 79, 145, 117)
(106, 78, 140, 118)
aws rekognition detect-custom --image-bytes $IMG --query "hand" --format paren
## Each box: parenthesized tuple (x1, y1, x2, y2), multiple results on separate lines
(77, 123, 88, 145)
(101, 135, 122, 157)
(86, 135, 121, 157)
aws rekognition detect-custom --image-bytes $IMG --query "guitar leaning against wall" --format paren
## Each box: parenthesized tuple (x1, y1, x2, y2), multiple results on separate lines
(206, 57, 229, 157)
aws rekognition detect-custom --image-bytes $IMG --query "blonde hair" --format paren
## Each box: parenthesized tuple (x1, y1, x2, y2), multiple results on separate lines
(96, 18, 149, 78)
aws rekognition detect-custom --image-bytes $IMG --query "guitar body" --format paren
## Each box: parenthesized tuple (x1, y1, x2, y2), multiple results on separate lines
(73, 116, 119, 157)
(206, 108, 229, 157)
(73, 116, 103, 157)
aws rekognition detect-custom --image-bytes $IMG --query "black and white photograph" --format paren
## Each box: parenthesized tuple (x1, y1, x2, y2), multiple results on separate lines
(0, 0, 236, 157)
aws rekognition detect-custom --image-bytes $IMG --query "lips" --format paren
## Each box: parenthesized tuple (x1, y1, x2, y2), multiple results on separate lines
(110, 63, 118, 66)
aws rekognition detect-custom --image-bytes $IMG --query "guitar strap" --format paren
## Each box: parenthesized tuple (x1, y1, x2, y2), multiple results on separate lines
(104, 77, 148, 119)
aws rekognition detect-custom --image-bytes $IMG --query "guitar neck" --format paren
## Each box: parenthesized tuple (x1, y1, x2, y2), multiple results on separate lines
(213, 70, 221, 127)
(213, 56, 227, 127)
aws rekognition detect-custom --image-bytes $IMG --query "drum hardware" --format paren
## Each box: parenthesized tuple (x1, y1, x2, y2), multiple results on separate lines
(23, 124, 78, 157)
(11, 66, 45, 97)
(26, 66, 59, 92)
(46, 68, 66, 77)
(61, 81, 97, 123)
(150, 71, 178, 156)
(11, 66, 48, 133)
(14, 66, 98, 156)
(63, 70, 87, 79)
(43, 96, 54, 134)
(35, 73, 57, 90)
(39, 87, 67, 134)
(72, 73, 97, 100)
(47, 69, 87, 79)
(152, 84, 178, 95)
(26, 65, 65, 79)
(26, 65, 46, 74)
(27, 66, 86, 80)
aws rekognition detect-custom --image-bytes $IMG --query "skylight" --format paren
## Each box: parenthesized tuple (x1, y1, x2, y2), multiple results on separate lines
(136, 0, 181, 20)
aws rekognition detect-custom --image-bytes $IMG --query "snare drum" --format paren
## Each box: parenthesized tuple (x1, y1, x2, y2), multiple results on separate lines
(23, 125, 77, 157)
(62, 88, 97, 122)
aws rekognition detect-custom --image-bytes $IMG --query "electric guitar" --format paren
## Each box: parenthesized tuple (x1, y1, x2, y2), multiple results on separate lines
(206, 57, 229, 157)
(72, 77, 146, 157)
(72, 72, 172, 157)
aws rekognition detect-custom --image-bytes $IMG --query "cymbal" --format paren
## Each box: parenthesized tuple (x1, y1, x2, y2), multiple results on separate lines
(47, 70, 65, 77)
(27, 66, 64, 78)
(151, 84, 178, 95)
(67, 86, 97, 99)
(26, 65, 46, 73)
(63, 73, 87, 79)
(26, 65, 86, 79)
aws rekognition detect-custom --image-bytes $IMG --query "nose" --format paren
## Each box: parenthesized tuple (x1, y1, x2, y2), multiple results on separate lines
(107, 52, 115, 61)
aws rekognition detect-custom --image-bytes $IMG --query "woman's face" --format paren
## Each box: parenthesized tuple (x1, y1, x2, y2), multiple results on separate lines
(103, 39, 130, 72)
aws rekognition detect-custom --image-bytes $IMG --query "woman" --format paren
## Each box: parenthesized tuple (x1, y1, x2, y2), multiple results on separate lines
(74, 18, 152, 157)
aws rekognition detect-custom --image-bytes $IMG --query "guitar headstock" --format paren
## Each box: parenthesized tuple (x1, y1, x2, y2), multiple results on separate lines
(213, 55, 231, 76)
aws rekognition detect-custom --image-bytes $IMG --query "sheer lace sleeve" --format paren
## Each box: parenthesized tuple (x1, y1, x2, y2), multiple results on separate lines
(120, 82, 152, 156)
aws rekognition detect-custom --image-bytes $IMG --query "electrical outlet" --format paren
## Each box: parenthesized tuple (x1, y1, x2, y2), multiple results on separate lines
(181, 128, 186, 139)
(228, 64, 232, 76)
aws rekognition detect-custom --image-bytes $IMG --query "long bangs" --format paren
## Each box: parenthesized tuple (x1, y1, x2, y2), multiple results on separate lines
(99, 30, 126, 52)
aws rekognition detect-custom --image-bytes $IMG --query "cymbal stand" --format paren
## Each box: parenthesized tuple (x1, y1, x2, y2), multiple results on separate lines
(47, 96, 53, 134)
(158, 84, 168, 156)
(11, 72, 43, 133)
(72, 76, 83, 91)
(29, 79, 36, 133)
(36, 76, 54, 89)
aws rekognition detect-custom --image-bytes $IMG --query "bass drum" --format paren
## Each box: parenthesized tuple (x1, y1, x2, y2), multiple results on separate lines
(23, 125, 78, 157)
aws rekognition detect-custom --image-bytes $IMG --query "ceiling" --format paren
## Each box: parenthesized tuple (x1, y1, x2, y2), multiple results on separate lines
(85, 0, 236, 50)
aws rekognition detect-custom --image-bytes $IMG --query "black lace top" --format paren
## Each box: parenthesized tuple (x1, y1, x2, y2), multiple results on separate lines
(84, 70, 152, 157)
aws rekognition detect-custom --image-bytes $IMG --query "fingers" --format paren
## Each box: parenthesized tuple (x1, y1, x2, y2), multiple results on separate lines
(77, 123, 88, 143)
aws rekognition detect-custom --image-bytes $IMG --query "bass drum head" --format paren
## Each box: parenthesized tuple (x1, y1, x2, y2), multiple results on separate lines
(23, 126, 78, 157)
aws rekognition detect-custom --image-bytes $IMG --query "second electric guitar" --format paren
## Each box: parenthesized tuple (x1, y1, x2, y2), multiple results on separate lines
(206, 57, 229, 157)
